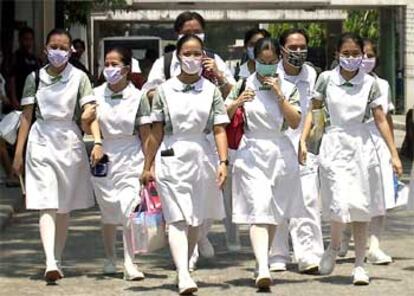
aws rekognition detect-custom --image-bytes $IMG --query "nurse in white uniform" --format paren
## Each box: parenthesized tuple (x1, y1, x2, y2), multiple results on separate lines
(299, 33, 402, 285)
(226, 38, 303, 290)
(12, 29, 98, 282)
(141, 34, 229, 295)
(87, 48, 152, 280)
(269, 28, 324, 274)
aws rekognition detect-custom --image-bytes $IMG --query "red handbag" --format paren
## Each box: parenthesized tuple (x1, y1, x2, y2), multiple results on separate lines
(226, 79, 247, 150)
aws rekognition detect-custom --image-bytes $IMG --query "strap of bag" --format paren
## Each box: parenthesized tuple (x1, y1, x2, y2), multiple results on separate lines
(163, 52, 173, 80)
(31, 69, 40, 124)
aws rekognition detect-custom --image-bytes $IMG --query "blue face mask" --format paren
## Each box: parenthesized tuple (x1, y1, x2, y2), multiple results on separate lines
(255, 61, 277, 77)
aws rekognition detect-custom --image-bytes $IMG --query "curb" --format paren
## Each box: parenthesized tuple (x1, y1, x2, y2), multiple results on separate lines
(0, 186, 24, 231)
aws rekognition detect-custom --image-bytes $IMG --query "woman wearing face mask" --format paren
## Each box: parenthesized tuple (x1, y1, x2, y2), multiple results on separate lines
(238, 28, 271, 79)
(298, 33, 402, 285)
(84, 48, 152, 280)
(226, 38, 302, 290)
(141, 34, 229, 295)
(12, 28, 100, 282)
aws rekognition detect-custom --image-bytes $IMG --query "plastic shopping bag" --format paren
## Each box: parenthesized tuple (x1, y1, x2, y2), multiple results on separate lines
(0, 111, 21, 144)
(130, 182, 167, 254)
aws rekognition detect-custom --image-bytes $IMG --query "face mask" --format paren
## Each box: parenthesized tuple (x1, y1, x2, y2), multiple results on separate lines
(339, 56, 362, 72)
(180, 56, 202, 75)
(283, 47, 307, 68)
(178, 33, 205, 42)
(103, 66, 124, 85)
(255, 61, 277, 77)
(47, 49, 69, 68)
(247, 47, 255, 60)
(360, 57, 376, 74)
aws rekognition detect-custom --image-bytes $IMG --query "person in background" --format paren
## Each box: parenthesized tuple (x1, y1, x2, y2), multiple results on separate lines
(12, 28, 99, 283)
(70, 39, 94, 83)
(238, 28, 271, 79)
(6, 27, 39, 110)
(299, 32, 402, 285)
(269, 28, 324, 274)
(164, 44, 177, 54)
(141, 34, 229, 295)
(140, 49, 158, 82)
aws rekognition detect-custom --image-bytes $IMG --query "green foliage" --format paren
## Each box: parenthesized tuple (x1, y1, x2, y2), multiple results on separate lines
(64, 0, 128, 26)
(343, 10, 379, 41)
(267, 23, 326, 48)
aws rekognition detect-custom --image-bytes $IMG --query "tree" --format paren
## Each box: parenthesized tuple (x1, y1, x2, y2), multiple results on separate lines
(343, 10, 379, 41)
(267, 23, 326, 48)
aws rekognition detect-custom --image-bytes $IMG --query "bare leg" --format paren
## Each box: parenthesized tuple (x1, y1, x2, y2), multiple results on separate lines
(54, 213, 70, 264)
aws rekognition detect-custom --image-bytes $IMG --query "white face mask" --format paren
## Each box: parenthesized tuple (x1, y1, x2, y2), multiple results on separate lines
(180, 56, 202, 75)
(360, 56, 376, 74)
(47, 49, 69, 68)
(339, 55, 362, 72)
(178, 33, 205, 42)
(103, 66, 125, 85)
(246, 47, 255, 60)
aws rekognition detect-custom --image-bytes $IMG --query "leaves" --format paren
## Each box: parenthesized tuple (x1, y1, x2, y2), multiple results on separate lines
(343, 10, 379, 41)
(268, 23, 326, 48)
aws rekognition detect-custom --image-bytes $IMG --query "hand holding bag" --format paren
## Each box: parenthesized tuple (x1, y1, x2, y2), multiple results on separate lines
(129, 182, 167, 254)
(226, 79, 247, 149)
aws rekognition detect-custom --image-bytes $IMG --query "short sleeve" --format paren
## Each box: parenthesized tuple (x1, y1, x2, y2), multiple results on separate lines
(214, 54, 236, 85)
(224, 79, 244, 106)
(135, 94, 152, 126)
(21, 72, 36, 106)
(212, 87, 230, 125)
(312, 71, 330, 101)
(287, 86, 301, 113)
(78, 73, 95, 106)
(151, 86, 166, 122)
(368, 79, 382, 109)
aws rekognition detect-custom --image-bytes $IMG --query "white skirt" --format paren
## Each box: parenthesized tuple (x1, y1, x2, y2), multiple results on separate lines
(25, 120, 94, 213)
(232, 132, 304, 225)
(319, 125, 385, 223)
(92, 136, 143, 225)
(155, 134, 225, 227)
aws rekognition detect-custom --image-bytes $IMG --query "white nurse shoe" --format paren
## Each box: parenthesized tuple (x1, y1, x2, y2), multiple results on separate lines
(177, 273, 198, 295)
(255, 269, 272, 290)
(352, 266, 370, 285)
(319, 245, 338, 275)
(366, 249, 392, 265)
(123, 263, 145, 281)
(103, 259, 117, 275)
(44, 261, 64, 283)
(269, 262, 287, 272)
(298, 261, 319, 274)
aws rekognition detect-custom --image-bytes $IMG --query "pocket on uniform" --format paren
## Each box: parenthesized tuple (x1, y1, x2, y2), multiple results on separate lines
(28, 141, 47, 164)
(157, 156, 183, 182)
(71, 140, 87, 167)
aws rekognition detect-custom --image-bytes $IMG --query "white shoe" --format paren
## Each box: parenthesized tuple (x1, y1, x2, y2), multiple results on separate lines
(177, 273, 198, 295)
(352, 267, 370, 285)
(298, 261, 319, 274)
(366, 249, 392, 265)
(255, 269, 272, 290)
(123, 263, 145, 281)
(319, 246, 338, 275)
(103, 259, 117, 275)
(44, 262, 64, 283)
(269, 262, 287, 272)
(338, 229, 352, 258)
(198, 238, 215, 258)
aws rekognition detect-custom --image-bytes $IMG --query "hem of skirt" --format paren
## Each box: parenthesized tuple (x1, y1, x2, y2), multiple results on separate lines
(165, 216, 224, 227)
(26, 202, 95, 214)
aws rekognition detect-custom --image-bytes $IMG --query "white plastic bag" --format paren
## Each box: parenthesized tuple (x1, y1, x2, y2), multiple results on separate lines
(0, 111, 21, 144)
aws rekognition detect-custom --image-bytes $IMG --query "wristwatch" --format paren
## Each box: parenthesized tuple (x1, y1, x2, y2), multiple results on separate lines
(220, 159, 229, 166)
(94, 140, 103, 146)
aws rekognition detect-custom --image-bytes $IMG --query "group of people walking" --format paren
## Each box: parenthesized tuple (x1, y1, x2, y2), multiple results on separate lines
(10, 10, 413, 295)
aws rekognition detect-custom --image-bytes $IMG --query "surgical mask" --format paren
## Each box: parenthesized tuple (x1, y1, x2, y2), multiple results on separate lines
(339, 55, 362, 72)
(47, 49, 69, 68)
(246, 47, 255, 60)
(103, 66, 124, 85)
(180, 56, 202, 75)
(255, 61, 277, 77)
(283, 47, 307, 68)
(178, 33, 205, 42)
(360, 56, 376, 74)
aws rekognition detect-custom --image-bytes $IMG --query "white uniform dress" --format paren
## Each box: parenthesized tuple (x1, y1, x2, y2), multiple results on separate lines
(366, 74, 396, 210)
(270, 62, 324, 266)
(314, 67, 384, 223)
(21, 64, 95, 213)
(227, 73, 304, 225)
(92, 82, 152, 225)
(151, 76, 230, 226)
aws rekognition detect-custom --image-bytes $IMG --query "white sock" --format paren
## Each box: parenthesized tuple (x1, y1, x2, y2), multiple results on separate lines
(123, 226, 135, 267)
(250, 225, 270, 273)
(102, 224, 117, 261)
(54, 213, 70, 264)
(39, 210, 57, 266)
(168, 221, 190, 276)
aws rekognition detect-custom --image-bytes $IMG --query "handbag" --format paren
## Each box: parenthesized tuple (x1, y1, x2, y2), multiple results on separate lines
(226, 79, 247, 149)
(129, 182, 167, 254)
(0, 111, 22, 144)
